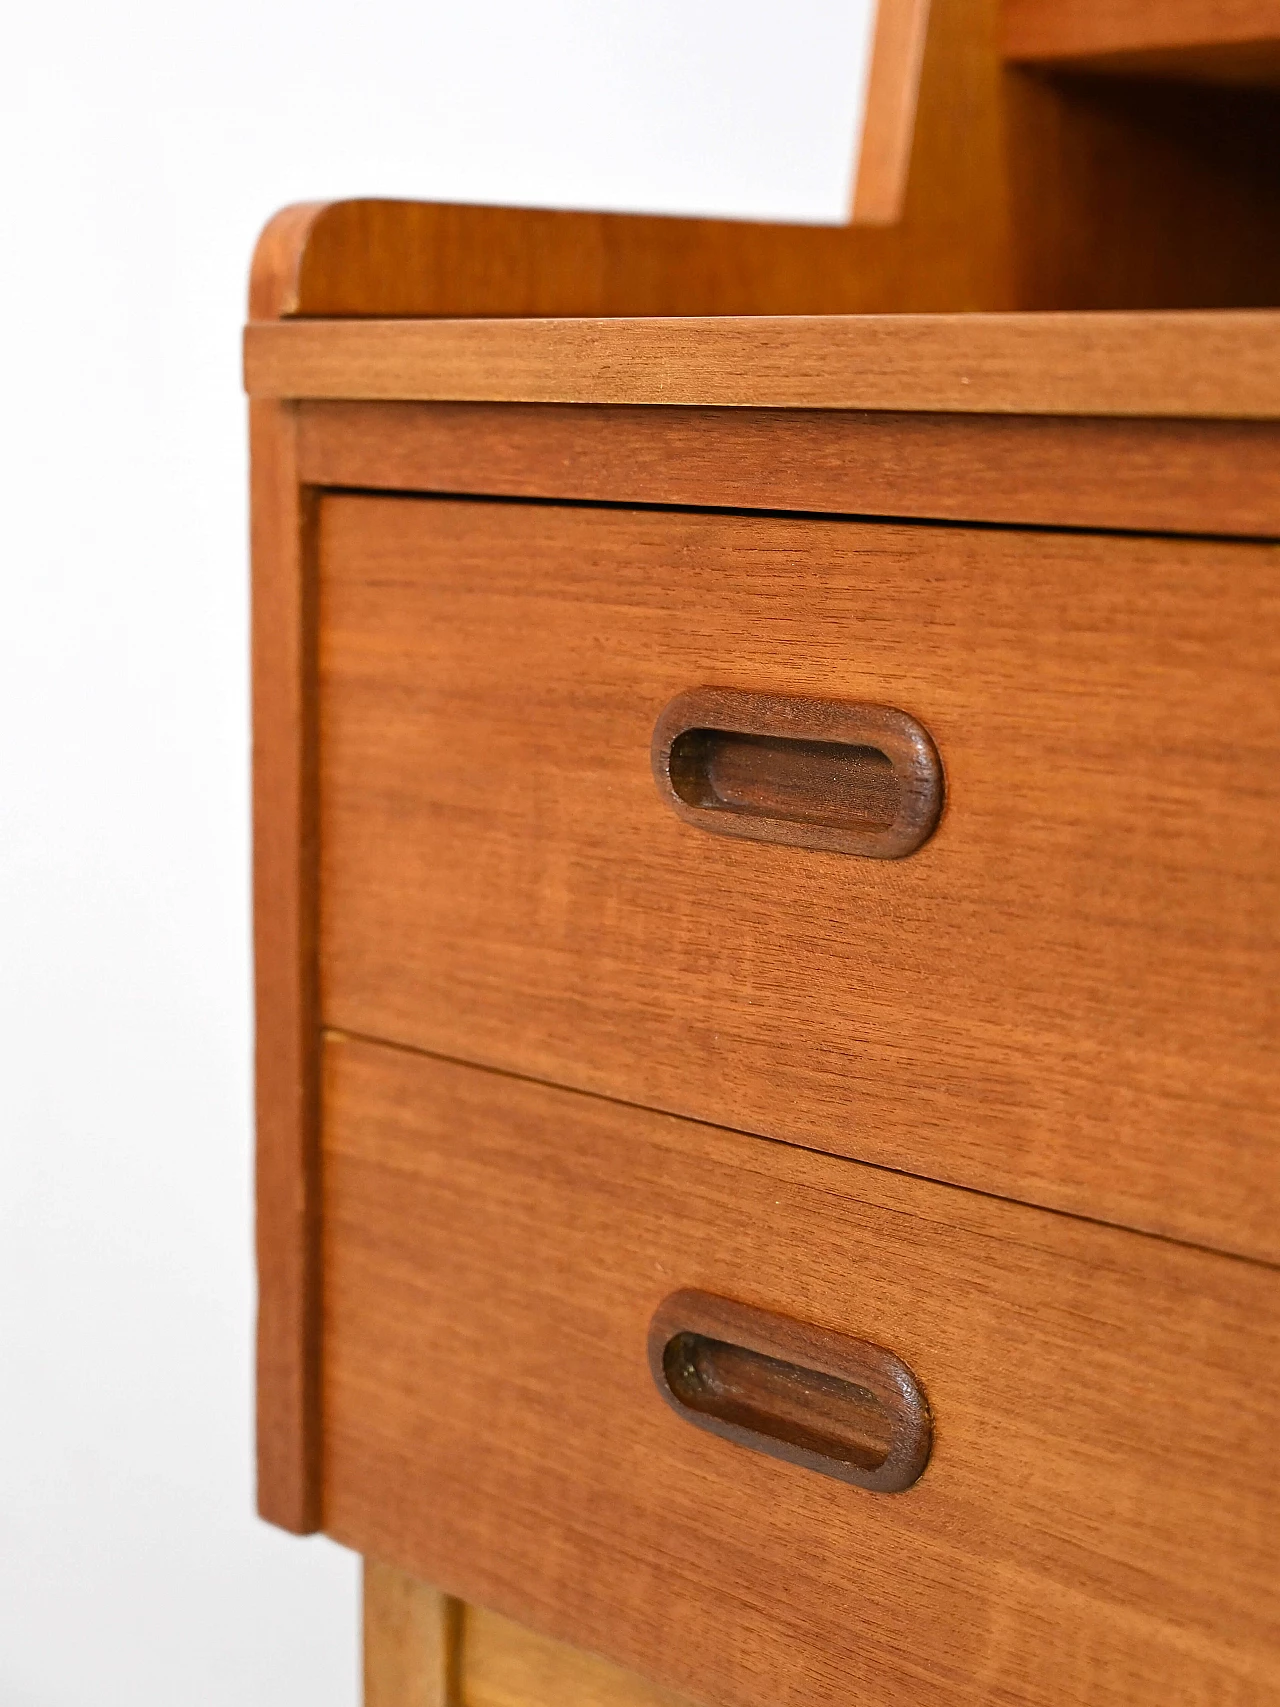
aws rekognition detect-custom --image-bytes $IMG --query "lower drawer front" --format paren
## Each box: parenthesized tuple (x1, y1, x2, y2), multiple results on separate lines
(322, 1036, 1280, 1707)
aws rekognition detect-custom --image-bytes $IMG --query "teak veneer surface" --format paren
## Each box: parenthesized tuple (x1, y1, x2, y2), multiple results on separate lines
(297, 401, 1280, 537)
(245, 311, 1280, 418)
(323, 1036, 1280, 1707)
(1006, 0, 1280, 85)
(318, 494, 1280, 1264)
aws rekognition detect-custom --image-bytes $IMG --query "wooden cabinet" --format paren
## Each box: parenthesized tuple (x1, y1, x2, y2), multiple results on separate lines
(246, 199, 1280, 1703)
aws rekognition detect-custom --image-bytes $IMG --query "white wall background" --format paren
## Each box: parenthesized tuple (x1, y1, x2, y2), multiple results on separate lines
(0, 6, 872, 1703)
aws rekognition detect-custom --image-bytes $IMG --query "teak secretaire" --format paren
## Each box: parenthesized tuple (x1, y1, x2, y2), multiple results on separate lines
(245, 6, 1280, 1702)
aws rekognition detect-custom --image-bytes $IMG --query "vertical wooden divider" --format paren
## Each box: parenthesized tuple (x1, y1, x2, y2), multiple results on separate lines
(852, 0, 933, 223)
(250, 395, 322, 1533)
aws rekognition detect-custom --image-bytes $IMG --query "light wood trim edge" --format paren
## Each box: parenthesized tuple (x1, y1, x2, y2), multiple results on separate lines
(251, 397, 322, 1533)
(244, 311, 1280, 418)
(853, 0, 933, 223)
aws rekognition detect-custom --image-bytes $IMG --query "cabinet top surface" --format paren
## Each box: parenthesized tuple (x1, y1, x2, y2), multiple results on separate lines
(244, 311, 1280, 419)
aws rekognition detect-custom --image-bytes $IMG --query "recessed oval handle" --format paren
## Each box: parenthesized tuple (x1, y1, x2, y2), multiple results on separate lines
(648, 1291, 931, 1494)
(651, 687, 943, 859)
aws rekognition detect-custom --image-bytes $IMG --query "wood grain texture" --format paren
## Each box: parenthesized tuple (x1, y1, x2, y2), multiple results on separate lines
(250, 398, 321, 1533)
(317, 495, 1280, 1264)
(245, 311, 1280, 417)
(323, 1037, 1280, 1707)
(364, 1559, 457, 1707)
(1006, 0, 1280, 84)
(296, 400, 1280, 537)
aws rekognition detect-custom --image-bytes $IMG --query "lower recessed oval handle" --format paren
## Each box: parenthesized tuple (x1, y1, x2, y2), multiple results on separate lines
(648, 1291, 931, 1493)
(651, 687, 944, 859)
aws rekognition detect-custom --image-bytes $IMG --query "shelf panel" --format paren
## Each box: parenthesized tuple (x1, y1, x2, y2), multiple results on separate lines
(1005, 0, 1280, 86)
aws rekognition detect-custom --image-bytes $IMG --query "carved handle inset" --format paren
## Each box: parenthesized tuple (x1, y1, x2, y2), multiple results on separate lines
(648, 1291, 932, 1493)
(651, 688, 944, 859)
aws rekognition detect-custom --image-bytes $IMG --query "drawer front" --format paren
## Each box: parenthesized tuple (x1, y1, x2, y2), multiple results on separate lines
(323, 1036, 1280, 1707)
(318, 495, 1280, 1260)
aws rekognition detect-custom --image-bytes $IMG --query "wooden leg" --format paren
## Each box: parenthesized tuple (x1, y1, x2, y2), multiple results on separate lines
(462, 1601, 696, 1707)
(363, 1558, 458, 1707)
(361, 1557, 694, 1707)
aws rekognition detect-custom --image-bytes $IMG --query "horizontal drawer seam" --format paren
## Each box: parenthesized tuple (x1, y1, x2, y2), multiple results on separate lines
(321, 1025, 1280, 1276)
(303, 480, 1280, 547)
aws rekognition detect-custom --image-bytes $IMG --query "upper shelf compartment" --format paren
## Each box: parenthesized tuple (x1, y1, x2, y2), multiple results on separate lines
(1004, 0, 1280, 86)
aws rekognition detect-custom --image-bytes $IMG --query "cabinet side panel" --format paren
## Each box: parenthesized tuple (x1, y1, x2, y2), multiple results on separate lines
(251, 398, 321, 1532)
